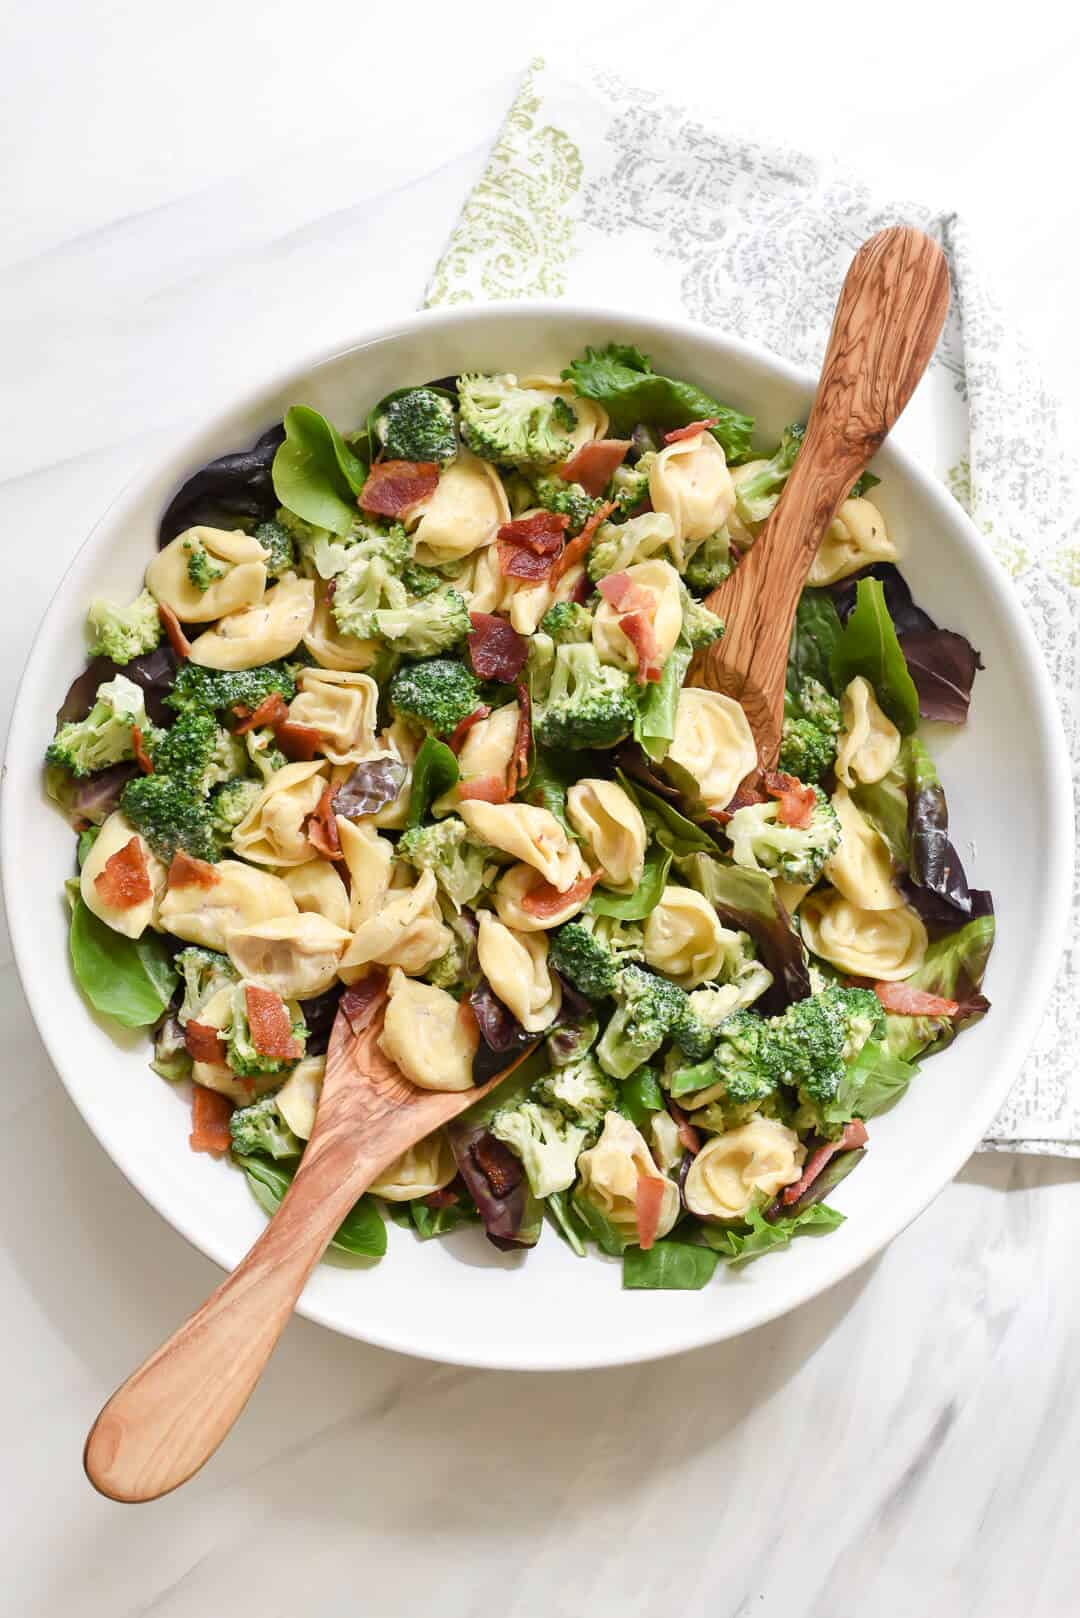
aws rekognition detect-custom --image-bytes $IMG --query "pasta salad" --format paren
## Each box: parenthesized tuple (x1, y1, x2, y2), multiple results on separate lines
(45, 347, 994, 1288)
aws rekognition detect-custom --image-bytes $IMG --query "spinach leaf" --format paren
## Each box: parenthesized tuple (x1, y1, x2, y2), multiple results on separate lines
(634, 633, 692, 762)
(525, 747, 581, 833)
(69, 898, 178, 1028)
(830, 578, 920, 734)
(787, 588, 843, 697)
(701, 1202, 844, 1266)
(545, 1189, 588, 1257)
(562, 344, 754, 463)
(407, 736, 459, 827)
(881, 914, 995, 1062)
(236, 1155, 386, 1257)
(623, 1240, 720, 1290)
(618, 1066, 665, 1125)
(588, 840, 671, 920)
(676, 853, 811, 1012)
(617, 770, 716, 855)
(571, 1190, 630, 1256)
(272, 405, 368, 535)
(410, 1196, 480, 1241)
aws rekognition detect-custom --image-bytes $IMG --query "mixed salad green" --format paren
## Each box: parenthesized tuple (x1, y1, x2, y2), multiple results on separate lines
(45, 346, 994, 1287)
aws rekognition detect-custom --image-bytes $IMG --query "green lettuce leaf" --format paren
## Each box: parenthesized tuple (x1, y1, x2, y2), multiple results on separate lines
(701, 1201, 844, 1266)
(588, 840, 672, 920)
(787, 588, 844, 697)
(830, 577, 920, 734)
(882, 914, 995, 1061)
(634, 632, 693, 761)
(407, 736, 459, 827)
(562, 344, 754, 462)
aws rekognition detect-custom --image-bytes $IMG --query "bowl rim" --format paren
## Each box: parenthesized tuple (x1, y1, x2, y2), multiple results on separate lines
(3, 298, 1073, 1370)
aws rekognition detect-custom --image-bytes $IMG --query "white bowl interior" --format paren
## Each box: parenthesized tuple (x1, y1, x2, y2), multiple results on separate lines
(3, 304, 1071, 1369)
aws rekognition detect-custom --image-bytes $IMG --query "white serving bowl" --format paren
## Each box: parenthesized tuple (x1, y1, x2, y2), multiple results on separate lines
(2, 303, 1071, 1370)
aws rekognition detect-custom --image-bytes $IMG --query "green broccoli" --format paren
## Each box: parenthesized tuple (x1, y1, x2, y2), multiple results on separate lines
(596, 964, 689, 1081)
(165, 661, 297, 716)
(608, 458, 653, 517)
(396, 817, 496, 909)
(733, 423, 805, 526)
(121, 773, 219, 862)
(544, 1006, 602, 1067)
(490, 1098, 589, 1198)
(402, 561, 443, 597)
(331, 553, 408, 639)
(210, 778, 261, 845)
(796, 677, 843, 733)
(668, 1008, 779, 1112)
(770, 984, 885, 1136)
(174, 946, 238, 1025)
(529, 474, 603, 533)
(228, 1093, 303, 1160)
(533, 643, 638, 752)
(457, 373, 578, 469)
(46, 674, 152, 777)
(683, 528, 734, 592)
(587, 511, 675, 582)
(226, 984, 306, 1079)
(183, 534, 227, 592)
(370, 588, 471, 656)
(244, 727, 288, 781)
(681, 593, 725, 650)
(373, 387, 457, 464)
(535, 1057, 618, 1135)
(387, 657, 480, 737)
(540, 601, 594, 644)
(725, 785, 841, 884)
(526, 631, 556, 704)
(86, 589, 163, 664)
(152, 710, 246, 793)
(779, 677, 843, 785)
(253, 518, 296, 578)
(549, 915, 645, 1000)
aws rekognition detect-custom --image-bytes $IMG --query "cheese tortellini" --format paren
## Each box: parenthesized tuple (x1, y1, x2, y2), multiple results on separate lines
(517, 373, 609, 452)
(275, 1055, 326, 1140)
(808, 498, 897, 586)
(287, 669, 379, 766)
(643, 884, 741, 990)
(146, 526, 268, 623)
(664, 688, 757, 813)
(575, 1112, 679, 1244)
(566, 778, 646, 892)
(378, 968, 478, 1092)
(647, 429, 735, 568)
(336, 818, 394, 926)
(368, 1130, 458, 1201)
(189, 573, 315, 670)
(457, 801, 582, 892)
(800, 889, 928, 980)
(835, 677, 901, 787)
(303, 582, 379, 671)
(225, 912, 352, 999)
(283, 859, 350, 931)
(338, 868, 450, 982)
(436, 701, 519, 813)
(477, 911, 562, 1032)
(232, 760, 327, 867)
(80, 811, 167, 939)
(410, 447, 510, 564)
(824, 787, 902, 911)
(158, 860, 298, 951)
(683, 1117, 805, 1223)
(592, 558, 683, 673)
(493, 862, 591, 931)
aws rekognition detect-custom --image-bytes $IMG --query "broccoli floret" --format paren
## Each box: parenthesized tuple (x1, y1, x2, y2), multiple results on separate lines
(526, 631, 556, 704)
(529, 474, 604, 534)
(457, 373, 578, 469)
(596, 964, 689, 1081)
(780, 678, 843, 785)
(587, 511, 676, 583)
(425, 943, 466, 991)
(370, 588, 471, 656)
(533, 643, 638, 752)
(397, 817, 495, 909)
(726, 785, 841, 884)
(668, 1008, 780, 1123)
(681, 593, 725, 651)
(402, 561, 443, 597)
(540, 601, 594, 644)
(244, 727, 288, 781)
(228, 1093, 303, 1160)
(210, 778, 261, 844)
(535, 1056, 619, 1134)
(795, 677, 842, 734)
(331, 553, 408, 639)
(770, 984, 885, 1135)
(86, 590, 163, 664)
(549, 915, 644, 1000)
(226, 984, 306, 1079)
(174, 946, 238, 1025)
(45, 674, 151, 777)
(120, 774, 218, 862)
(183, 534, 227, 592)
(545, 1005, 601, 1067)
(608, 458, 653, 517)
(683, 528, 734, 592)
(166, 661, 296, 716)
(253, 519, 296, 579)
(152, 710, 245, 793)
(733, 424, 805, 526)
(374, 387, 457, 464)
(490, 1098, 588, 1198)
(387, 657, 480, 737)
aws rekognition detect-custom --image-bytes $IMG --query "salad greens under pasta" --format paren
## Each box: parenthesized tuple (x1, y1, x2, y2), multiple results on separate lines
(45, 345, 994, 1288)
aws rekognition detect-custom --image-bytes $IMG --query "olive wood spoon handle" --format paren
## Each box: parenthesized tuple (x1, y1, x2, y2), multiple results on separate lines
(696, 225, 950, 764)
(84, 995, 530, 1503)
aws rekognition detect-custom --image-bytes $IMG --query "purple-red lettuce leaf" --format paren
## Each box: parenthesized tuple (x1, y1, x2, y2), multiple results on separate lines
(446, 1120, 543, 1251)
(331, 757, 407, 820)
(57, 645, 178, 729)
(897, 629, 983, 724)
(159, 424, 285, 545)
(880, 913, 995, 1062)
(905, 736, 973, 916)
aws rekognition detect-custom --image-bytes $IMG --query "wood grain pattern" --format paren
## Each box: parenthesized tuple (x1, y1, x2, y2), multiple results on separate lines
(694, 226, 950, 764)
(84, 986, 532, 1503)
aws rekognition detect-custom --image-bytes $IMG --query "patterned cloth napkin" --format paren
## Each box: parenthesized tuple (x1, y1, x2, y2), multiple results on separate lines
(425, 58, 1079, 1155)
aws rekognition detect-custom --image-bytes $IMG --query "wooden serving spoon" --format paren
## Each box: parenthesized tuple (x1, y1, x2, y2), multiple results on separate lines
(84, 985, 531, 1503)
(695, 225, 950, 763)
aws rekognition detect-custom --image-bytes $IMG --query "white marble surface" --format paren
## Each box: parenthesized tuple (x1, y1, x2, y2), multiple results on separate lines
(2, 4, 1079, 1613)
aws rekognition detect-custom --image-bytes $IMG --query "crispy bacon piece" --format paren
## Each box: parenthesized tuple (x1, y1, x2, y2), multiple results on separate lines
(423, 1187, 459, 1210)
(765, 770, 817, 829)
(307, 782, 342, 859)
(245, 984, 302, 1061)
(712, 768, 767, 824)
(359, 459, 439, 518)
(185, 1021, 228, 1064)
(340, 974, 388, 1036)
(666, 1099, 701, 1156)
(548, 500, 614, 586)
(781, 1119, 868, 1207)
(874, 983, 960, 1017)
(448, 704, 492, 755)
(497, 541, 558, 581)
(233, 691, 289, 733)
(93, 836, 152, 911)
(457, 773, 510, 804)
(131, 725, 154, 775)
(596, 571, 653, 614)
(496, 510, 568, 552)
(619, 612, 662, 685)
(559, 438, 631, 496)
(167, 850, 220, 889)
(157, 602, 191, 660)
(506, 681, 532, 798)
(189, 1084, 233, 1154)
(520, 868, 600, 918)
(635, 1174, 668, 1251)
(467, 612, 528, 681)
(274, 718, 322, 763)
(457, 997, 480, 1041)
(663, 417, 720, 444)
